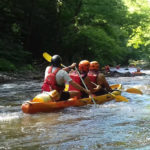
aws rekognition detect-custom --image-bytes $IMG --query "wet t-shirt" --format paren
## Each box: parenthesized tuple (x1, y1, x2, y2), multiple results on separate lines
(44, 66, 72, 86)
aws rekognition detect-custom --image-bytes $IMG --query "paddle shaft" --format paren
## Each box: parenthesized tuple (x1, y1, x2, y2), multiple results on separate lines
(75, 67, 96, 105)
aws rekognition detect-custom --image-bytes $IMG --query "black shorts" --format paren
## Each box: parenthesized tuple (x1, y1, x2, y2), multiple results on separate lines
(59, 91, 70, 101)
(94, 89, 108, 96)
(81, 91, 89, 98)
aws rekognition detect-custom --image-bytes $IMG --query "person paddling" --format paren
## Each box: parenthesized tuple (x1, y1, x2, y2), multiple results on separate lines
(69, 60, 100, 98)
(41, 55, 91, 101)
(88, 61, 112, 95)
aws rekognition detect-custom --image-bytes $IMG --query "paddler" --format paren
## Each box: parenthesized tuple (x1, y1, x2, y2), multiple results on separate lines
(88, 61, 112, 95)
(69, 60, 100, 98)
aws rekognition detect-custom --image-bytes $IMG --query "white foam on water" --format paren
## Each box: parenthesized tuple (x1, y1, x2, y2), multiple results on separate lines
(0, 83, 18, 89)
(110, 67, 150, 75)
(110, 67, 137, 73)
(0, 112, 20, 122)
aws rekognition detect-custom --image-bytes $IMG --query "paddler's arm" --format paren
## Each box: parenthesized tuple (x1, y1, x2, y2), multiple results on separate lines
(44, 66, 50, 79)
(92, 84, 102, 93)
(63, 63, 76, 72)
(84, 76, 101, 93)
(69, 80, 91, 95)
(97, 73, 112, 92)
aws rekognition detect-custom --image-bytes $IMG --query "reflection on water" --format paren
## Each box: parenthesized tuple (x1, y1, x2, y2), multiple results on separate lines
(0, 70, 150, 149)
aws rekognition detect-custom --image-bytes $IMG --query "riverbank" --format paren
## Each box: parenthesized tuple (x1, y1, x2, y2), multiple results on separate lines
(0, 70, 44, 83)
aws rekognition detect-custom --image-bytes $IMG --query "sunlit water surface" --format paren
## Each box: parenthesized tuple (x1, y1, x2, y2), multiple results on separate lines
(0, 68, 150, 150)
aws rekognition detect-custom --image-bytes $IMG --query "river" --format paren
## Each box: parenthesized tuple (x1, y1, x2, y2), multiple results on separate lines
(0, 68, 150, 150)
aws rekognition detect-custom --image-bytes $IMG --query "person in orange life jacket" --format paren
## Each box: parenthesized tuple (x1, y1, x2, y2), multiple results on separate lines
(41, 55, 91, 101)
(69, 60, 100, 98)
(88, 61, 112, 95)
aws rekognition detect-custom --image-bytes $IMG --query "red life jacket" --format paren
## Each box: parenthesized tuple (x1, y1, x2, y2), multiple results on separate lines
(88, 71, 98, 84)
(68, 71, 82, 92)
(69, 71, 89, 98)
(41, 66, 64, 92)
(68, 71, 87, 90)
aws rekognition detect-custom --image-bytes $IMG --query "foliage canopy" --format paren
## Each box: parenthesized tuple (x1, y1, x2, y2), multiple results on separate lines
(0, 0, 150, 71)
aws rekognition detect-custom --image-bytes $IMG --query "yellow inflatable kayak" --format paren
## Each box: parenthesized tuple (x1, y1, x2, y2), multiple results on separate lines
(21, 84, 122, 114)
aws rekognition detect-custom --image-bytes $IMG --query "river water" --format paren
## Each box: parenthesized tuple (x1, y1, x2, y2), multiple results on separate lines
(0, 68, 150, 150)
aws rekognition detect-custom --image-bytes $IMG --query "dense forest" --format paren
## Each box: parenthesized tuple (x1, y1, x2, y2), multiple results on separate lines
(0, 0, 150, 71)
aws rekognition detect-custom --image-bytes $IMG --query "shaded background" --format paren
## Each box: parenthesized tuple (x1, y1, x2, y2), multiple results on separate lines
(0, 0, 150, 71)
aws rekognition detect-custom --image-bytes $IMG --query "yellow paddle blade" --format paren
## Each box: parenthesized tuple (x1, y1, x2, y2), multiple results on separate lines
(115, 95, 129, 102)
(43, 52, 52, 62)
(125, 88, 143, 95)
(43, 52, 66, 68)
(110, 93, 128, 102)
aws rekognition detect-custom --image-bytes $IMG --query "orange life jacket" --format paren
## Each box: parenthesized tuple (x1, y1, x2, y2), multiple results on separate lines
(41, 66, 64, 92)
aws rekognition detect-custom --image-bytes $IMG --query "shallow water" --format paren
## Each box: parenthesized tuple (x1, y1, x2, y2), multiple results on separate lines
(0, 69, 150, 150)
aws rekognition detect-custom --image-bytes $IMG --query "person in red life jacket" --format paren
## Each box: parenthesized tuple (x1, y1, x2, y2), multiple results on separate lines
(41, 55, 91, 101)
(69, 60, 100, 98)
(88, 61, 112, 95)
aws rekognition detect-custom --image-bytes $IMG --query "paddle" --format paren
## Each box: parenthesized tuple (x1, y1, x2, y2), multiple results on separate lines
(43, 52, 66, 67)
(108, 92, 129, 102)
(43, 52, 52, 62)
(91, 82, 129, 102)
(75, 67, 96, 105)
(124, 88, 143, 95)
(113, 88, 143, 95)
